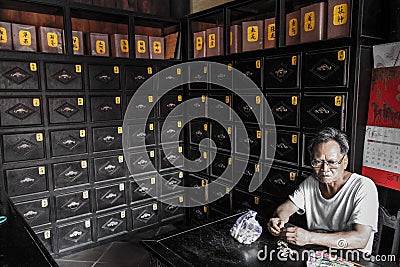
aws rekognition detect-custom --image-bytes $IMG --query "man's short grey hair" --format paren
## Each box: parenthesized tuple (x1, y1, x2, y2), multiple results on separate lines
(308, 127, 349, 156)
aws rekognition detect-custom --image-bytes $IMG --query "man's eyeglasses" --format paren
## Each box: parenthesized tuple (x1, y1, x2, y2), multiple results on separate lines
(311, 154, 346, 169)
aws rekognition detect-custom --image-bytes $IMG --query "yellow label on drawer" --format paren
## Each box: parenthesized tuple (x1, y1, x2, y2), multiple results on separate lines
(228, 63, 232, 71)
(137, 40, 146, 53)
(292, 96, 298, 105)
(255, 164, 260, 173)
(203, 66, 207, 74)
(230, 31, 233, 46)
(289, 19, 298, 37)
(82, 191, 89, 199)
(225, 96, 230, 103)
(148, 96, 153, 103)
(151, 177, 156, 184)
(77, 98, 84, 106)
(254, 196, 259, 205)
(47, 32, 58, 47)
(228, 127, 232, 135)
(195, 36, 203, 51)
(95, 40, 106, 54)
(150, 150, 155, 157)
(256, 60, 261, 68)
(335, 96, 343, 106)
(42, 199, 48, 208)
(118, 155, 124, 163)
(118, 127, 123, 134)
(115, 97, 121, 104)
(177, 121, 182, 127)
(72, 36, 80, 51)
(179, 172, 184, 178)
(292, 56, 297, 65)
(152, 41, 161, 54)
(30, 62, 37, 72)
(80, 130, 86, 138)
(204, 124, 208, 131)
(290, 172, 296, 181)
(267, 23, 276, 40)
(256, 96, 261, 104)
(201, 180, 206, 187)
(19, 30, 31, 46)
(147, 67, 152, 74)
(114, 66, 119, 74)
(85, 220, 91, 228)
(149, 123, 154, 131)
(81, 160, 87, 169)
(203, 151, 207, 159)
(257, 130, 262, 139)
(36, 133, 43, 142)
(75, 64, 82, 73)
(33, 98, 40, 107)
(0, 27, 7, 43)
(120, 210, 126, 218)
(38, 166, 45, 175)
(119, 183, 125, 191)
(44, 230, 51, 239)
(226, 187, 230, 194)
(204, 206, 208, 213)
(304, 11, 315, 32)
(292, 134, 298, 143)
(179, 146, 183, 153)
(208, 33, 216, 48)
(338, 50, 346, 61)
(178, 95, 182, 102)
(333, 4, 348, 25)
(153, 203, 158, 210)
(179, 196, 184, 203)
(177, 68, 181, 75)
(120, 39, 129, 52)
(247, 25, 259, 42)
(228, 157, 232, 165)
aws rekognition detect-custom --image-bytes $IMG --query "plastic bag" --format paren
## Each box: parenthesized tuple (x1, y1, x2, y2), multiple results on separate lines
(230, 210, 262, 245)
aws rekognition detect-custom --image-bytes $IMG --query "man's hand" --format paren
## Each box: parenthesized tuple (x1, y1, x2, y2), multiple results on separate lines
(281, 227, 312, 246)
(267, 218, 286, 236)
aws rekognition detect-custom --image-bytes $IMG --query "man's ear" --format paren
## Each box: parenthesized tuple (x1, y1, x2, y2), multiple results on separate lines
(343, 154, 349, 169)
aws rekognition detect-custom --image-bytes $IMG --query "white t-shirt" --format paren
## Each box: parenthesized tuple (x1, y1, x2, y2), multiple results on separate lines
(289, 173, 379, 253)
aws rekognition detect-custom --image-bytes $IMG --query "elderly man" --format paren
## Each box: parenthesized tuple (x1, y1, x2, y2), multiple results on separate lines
(267, 127, 379, 253)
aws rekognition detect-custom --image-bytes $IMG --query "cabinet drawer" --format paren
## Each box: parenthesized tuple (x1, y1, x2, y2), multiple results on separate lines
(90, 96, 122, 122)
(94, 155, 125, 182)
(159, 119, 183, 144)
(159, 92, 183, 118)
(301, 94, 346, 130)
(52, 160, 89, 189)
(263, 166, 298, 198)
(50, 129, 87, 157)
(209, 62, 233, 90)
(97, 210, 128, 240)
(89, 65, 120, 90)
(0, 61, 39, 90)
(35, 229, 53, 253)
(48, 97, 85, 124)
(210, 152, 233, 182)
(157, 65, 183, 90)
(126, 93, 156, 119)
(6, 166, 47, 196)
(128, 150, 156, 176)
(186, 174, 208, 204)
(234, 158, 262, 192)
(131, 203, 159, 230)
(234, 58, 263, 89)
(0, 97, 42, 126)
(187, 93, 206, 117)
(189, 120, 209, 146)
(209, 182, 231, 214)
(235, 126, 262, 157)
(188, 62, 208, 90)
(210, 122, 232, 151)
(15, 198, 50, 227)
(159, 145, 183, 171)
(233, 94, 262, 123)
(304, 48, 348, 88)
(126, 65, 155, 90)
(232, 189, 261, 213)
(95, 183, 126, 211)
(264, 54, 300, 89)
(160, 194, 185, 222)
(160, 171, 184, 196)
(55, 190, 91, 220)
(208, 93, 232, 121)
(45, 63, 83, 90)
(93, 126, 122, 152)
(130, 175, 157, 203)
(267, 130, 300, 165)
(2, 132, 45, 162)
(57, 219, 93, 252)
(266, 94, 300, 127)
(127, 121, 156, 148)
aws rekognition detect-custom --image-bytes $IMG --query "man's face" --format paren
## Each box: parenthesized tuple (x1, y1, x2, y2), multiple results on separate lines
(311, 140, 348, 184)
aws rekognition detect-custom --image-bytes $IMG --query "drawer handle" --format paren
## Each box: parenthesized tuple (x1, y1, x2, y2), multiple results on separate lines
(314, 107, 331, 114)
(13, 107, 30, 115)
(105, 193, 117, 199)
(168, 179, 178, 186)
(16, 143, 32, 150)
(69, 231, 83, 238)
(243, 138, 254, 144)
(58, 73, 72, 80)
(245, 70, 253, 77)
(139, 212, 152, 220)
(166, 129, 176, 134)
(245, 169, 253, 176)
(100, 105, 113, 112)
(217, 163, 226, 169)
(136, 132, 147, 138)
(195, 130, 203, 137)
(165, 75, 175, 80)
(193, 102, 201, 108)
(61, 106, 76, 113)
(217, 133, 226, 140)
(135, 75, 145, 80)
(275, 105, 288, 113)
(316, 63, 332, 72)
(217, 73, 226, 80)
(166, 103, 176, 108)
(136, 104, 147, 110)
(273, 178, 286, 185)
(23, 210, 38, 219)
(242, 105, 252, 113)
(63, 139, 76, 146)
(274, 67, 288, 78)
(138, 187, 149, 193)
(67, 201, 80, 209)
(20, 177, 35, 184)
(194, 74, 202, 80)
(97, 75, 111, 81)
(276, 143, 289, 149)
(104, 164, 116, 171)
(10, 71, 26, 78)
(215, 103, 224, 109)
(103, 135, 115, 142)
(137, 159, 148, 166)
(65, 170, 78, 178)
(106, 220, 120, 228)
(166, 155, 177, 161)
(168, 205, 177, 211)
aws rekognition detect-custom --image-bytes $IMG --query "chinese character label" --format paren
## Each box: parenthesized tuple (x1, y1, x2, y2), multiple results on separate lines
(230, 31, 233, 45)
(196, 36, 203, 51)
(289, 18, 298, 36)
(267, 23, 276, 41)
(47, 32, 58, 48)
(153, 41, 162, 54)
(120, 39, 129, 53)
(73, 36, 80, 51)
(0, 27, 7, 43)
(247, 26, 259, 42)
(95, 40, 106, 54)
(19, 30, 31, 46)
(304, 11, 315, 32)
(333, 4, 348, 26)
(137, 40, 146, 53)
(208, 33, 216, 48)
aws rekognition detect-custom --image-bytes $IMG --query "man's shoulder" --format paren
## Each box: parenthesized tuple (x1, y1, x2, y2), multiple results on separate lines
(348, 173, 378, 193)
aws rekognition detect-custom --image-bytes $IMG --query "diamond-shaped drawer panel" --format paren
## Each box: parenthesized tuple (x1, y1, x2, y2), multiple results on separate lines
(208, 93, 232, 122)
(0, 97, 42, 126)
(57, 219, 93, 252)
(185, 146, 209, 176)
(160, 194, 185, 222)
(97, 210, 128, 240)
(233, 93, 263, 124)
(189, 120, 209, 146)
(235, 126, 262, 157)
(301, 94, 346, 130)
(93, 126, 122, 152)
(263, 166, 298, 199)
(55, 190, 91, 220)
(210, 122, 232, 151)
(265, 94, 300, 127)
(15, 198, 50, 227)
(157, 65, 183, 90)
(304, 48, 348, 88)
(2, 132, 45, 162)
(45, 63, 83, 90)
(50, 129, 87, 157)
(126, 93, 155, 119)
(90, 96, 122, 122)
(128, 149, 157, 176)
(52, 160, 89, 189)
(131, 202, 159, 230)
(159, 119, 183, 144)
(89, 65, 120, 90)
(130, 175, 157, 203)
(94, 155, 125, 182)
(95, 183, 126, 211)
(264, 54, 300, 89)
(210, 151, 233, 181)
(5, 165, 47, 196)
(48, 97, 85, 124)
(188, 62, 208, 90)
(127, 121, 156, 148)
(159, 92, 184, 119)
(0, 61, 39, 90)
(126, 65, 155, 90)
(160, 171, 184, 196)
(234, 58, 263, 89)
(234, 158, 262, 192)
(187, 92, 206, 118)
(266, 130, 300, 165)
(159, 145, 184, 171)
(209, 62, 233, 90)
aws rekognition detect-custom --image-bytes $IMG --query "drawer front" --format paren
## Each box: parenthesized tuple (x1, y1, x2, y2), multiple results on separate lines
(266, 94, 300, 127)
(304, 48, 348, 88)
(210, 152, 233, 181)
(90, 96, 122, 122)
(94, 155, 125, 182)
(232, 189, 261, 213)
(234, 59, 263, 89)
(210, 122, 232, 151)
(95, 183, 126, 211)
(235, 127, 262, 157)
(89, 65, 120, 90)
(55, 191, 91, 220)
(48, 97, 85, 124)
(189, 121, 209, 146)
(52, 160, 89, 189)
(234, 158, 262, 192)
(187, 174, 208, 204)
(159, 119, 183, 144)
(2, 132, 45, 162)
(15, 198, 50, 226)
(131, 203, 159, 230)
(6, 166, 47, 196)
(93, 126, 122, 152)
(159, 93, 183, 118)
(157, 65, 182, 90)
(209, 182, 231, 213)
(126, 66, 155, 90)
(267, 130, 300, 165)
(97, 210, 128, 240)
(126, 93, 155, 119)
(208, 93, 232, 121)
(51, 129, 87, 157)
(233, 94, 262, 123)
(45, 63, 83, 90)
(128, 150, 156, 175)
(0, 61, 39, 90)
(35, 230, 53, 253)
(0, 97, 42, 126)
(189, 62, 208, 90)
(127, 122, 156, 148)
(264, 54, 300, 89)
(209, 63, 233, 90)
(187, 93, 206, 117)
(57, 220, 93, 252)
(263, 167, 298, 198)
(160, 195, 185, 221)
(186, 147, 209, 176)
(159, 145, 183, 171)
(301, 94, 346, 130)
(130, 175, 157, 202)
(160, 171, 184, 196)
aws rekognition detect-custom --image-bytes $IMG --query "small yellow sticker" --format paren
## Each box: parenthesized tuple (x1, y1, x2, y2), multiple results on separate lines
(42, 199, 48, 208)
(118, 155, 124, 163)
(335, 96, 343, 106)
(289, 18, 298, 37)
(38, 166, 46, 175)
(226, 187, 230, 194)
(150, 150, 155, 157)
(292, 96, 298, 105)
(46, 32, 58, 47)
(148, 96, 153, 103)
(19, 30, 31, 46)
(179, 196, 184, 203)
(153, 203, 158, 210)
(255, 164, 260, 173)
(203, 66, 208, 74)
(203, 151, 207, 159)
(80, 130, 86, 138)
(75, 65, 82, 73)
(228, 63, 232, 71)
(204, 206, 208, 213)
(120, 210, 126, 218)
(267, 23, 276, 41)
(201, 95, 206, 103)
(30, 62, 37, 72)
(201, 180, 206, 187)
(230, 31, 233, 46)
(151, 177, 156, 184)
(82, 190, 89, 199)
(333, 4, 348, 26)
(177, 121, 182, 127)
(177, 68, 181, 75)
(33, 98, 40, 107)
(44, 231, 51, 239)
(149, 123, 154, 131)
(115, 97, 121, 104)
(254, 196, 260, 205)
(114, 66, 119, 74)
(36, 133, 43, 142)
(196, 36, 203, 51)
(147, 67, 152, 74)
(247, 26, 259, 42)
(81, 160, 87, 169)
(120, 39, 129, 53)
(179, 146, 183, 153)
(204, 124, 208, 131)
(256, 60, 261, 69)
(338, 50, 346, 61)
(292, 56, 297, 65)
(178, 95, 183, 102)
(290, 172, 296, 181)
(153, 41, 161, 54)
(137, 40, 146, 53)
(118, 127, 123, 134)
(256, 96, 261, 104)
(72, 36, 80, 51)
(0, 27, 7, 43)
(77, 98, 84, 106)
(257, 131, 262, 139)
(119, 183, 125, 191)
(208, 33, 216, 48)
(304, 11, 315, 32)
(228, 127, 232, 135)
(292, 134, 298, 144)
(85, 220, 91, 228)
(179, 172, 183, 178)
(225, 96, 230, 103)
(95, 40, 106, 54)
(228, 157, 232, 165)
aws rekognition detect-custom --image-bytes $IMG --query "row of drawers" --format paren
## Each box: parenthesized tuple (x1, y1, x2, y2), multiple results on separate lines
(0, 47, 348, 91)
